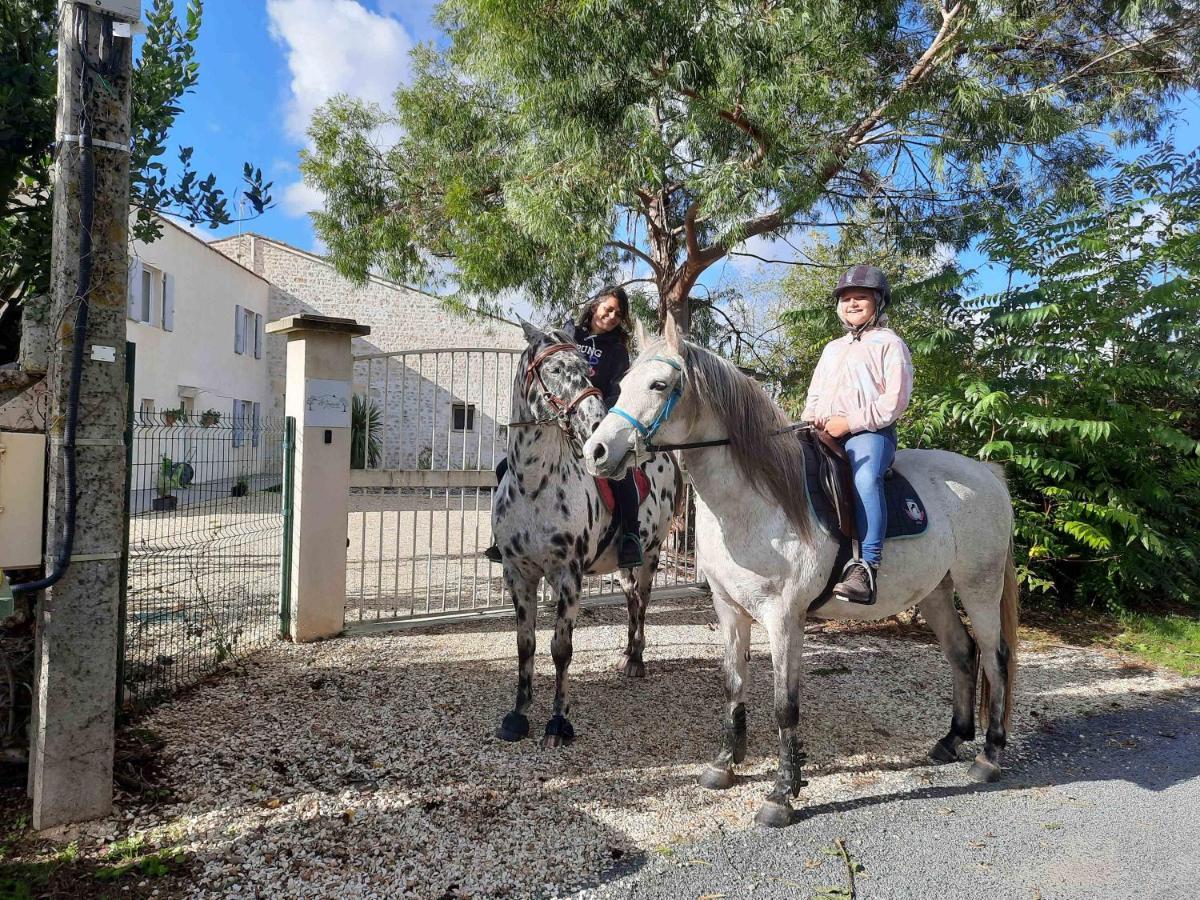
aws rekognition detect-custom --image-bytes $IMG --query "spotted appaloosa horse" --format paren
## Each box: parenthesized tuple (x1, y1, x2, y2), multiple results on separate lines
(492, 322, 682, 748)
(585, 317, 1018, 827)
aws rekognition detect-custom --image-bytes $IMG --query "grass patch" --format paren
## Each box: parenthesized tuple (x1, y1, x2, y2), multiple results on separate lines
(1112, 614, 1200, 678)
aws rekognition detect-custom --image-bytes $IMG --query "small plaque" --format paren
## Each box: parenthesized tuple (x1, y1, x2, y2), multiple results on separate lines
(91, 345, 116, 362)
(304, 379, 351, 428)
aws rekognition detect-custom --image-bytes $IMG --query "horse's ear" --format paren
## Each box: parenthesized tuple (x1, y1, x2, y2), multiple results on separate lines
(632, 317, 648, 353)
(519, 319, 544, 344)
(663, 310, 681, 354)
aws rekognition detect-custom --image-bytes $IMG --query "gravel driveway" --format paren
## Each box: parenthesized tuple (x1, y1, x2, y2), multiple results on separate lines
(52, 598, 1197, 898)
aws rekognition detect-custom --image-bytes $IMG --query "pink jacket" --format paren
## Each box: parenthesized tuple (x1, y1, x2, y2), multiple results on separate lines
(801, 327, 914, 434)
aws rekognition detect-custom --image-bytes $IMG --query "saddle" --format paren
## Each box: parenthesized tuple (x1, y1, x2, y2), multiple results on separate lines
(594, 469, 651, 514)
(798, 430, 929, 543)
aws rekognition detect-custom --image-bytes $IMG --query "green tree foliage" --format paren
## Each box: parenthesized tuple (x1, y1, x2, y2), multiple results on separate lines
(350, 394, 383, 470)
(301, 0, 1198, 331)
(0, 0, 272, 351)
(900, 147, 1200, 610)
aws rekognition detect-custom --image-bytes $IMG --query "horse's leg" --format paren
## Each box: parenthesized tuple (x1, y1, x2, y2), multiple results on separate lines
(699, 591, 751, 791)
(617, 547, 659, 678)
(497, 567, 539, 742)
(753, 607, 806, 828)
(957, 576, 1013, 783)
(543, 568, 583, 748)
(919, 572, 978, 763)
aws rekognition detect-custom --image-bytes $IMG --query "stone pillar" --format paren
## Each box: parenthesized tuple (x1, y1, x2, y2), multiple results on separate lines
(266, 315, 369, 641)
(28, 4, 133, 830)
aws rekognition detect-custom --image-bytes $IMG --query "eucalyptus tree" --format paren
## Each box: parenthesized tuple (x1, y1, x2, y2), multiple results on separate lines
(302, 0, 1197, 331)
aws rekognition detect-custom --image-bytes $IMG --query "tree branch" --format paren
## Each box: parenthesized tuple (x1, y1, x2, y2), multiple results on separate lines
(606, 240, 662, 276)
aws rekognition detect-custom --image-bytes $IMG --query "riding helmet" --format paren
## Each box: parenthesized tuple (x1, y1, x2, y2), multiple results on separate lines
(833, 264, 891, 311)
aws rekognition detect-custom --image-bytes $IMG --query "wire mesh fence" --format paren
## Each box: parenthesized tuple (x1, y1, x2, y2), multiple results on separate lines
(120, 412, 292, 711)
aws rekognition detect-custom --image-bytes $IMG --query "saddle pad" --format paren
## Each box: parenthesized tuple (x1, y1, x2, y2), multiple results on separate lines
(595, 469, 651, 515)
(801, 440, 928, 540)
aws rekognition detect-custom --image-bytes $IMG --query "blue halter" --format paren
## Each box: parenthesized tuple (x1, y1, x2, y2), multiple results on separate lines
(610, 356, 683, 451)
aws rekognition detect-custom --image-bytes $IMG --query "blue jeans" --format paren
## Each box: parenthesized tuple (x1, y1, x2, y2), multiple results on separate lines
(844, 429, 896, 567)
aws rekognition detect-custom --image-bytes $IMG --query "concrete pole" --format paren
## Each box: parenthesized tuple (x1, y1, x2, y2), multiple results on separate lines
(28, 5, 133, 828)
(266, 315, 369, 641)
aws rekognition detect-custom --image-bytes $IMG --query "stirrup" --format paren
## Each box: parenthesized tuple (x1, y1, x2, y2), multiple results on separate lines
(834, 558, 877, 605)
(618, 533, 644, 569)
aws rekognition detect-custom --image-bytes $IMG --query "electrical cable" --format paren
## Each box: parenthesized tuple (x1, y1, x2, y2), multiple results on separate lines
(11, 5, 111, 597)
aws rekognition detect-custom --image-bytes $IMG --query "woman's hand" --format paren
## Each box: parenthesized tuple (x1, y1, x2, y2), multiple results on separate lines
(823, 415, 851, 439)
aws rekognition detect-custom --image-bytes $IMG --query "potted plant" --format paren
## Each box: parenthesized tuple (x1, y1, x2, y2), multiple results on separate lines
(199, 408, 221, 427)
(153, 455, 183, 511)
(230, 464, 250, 497)
(162, 404, 188, 427)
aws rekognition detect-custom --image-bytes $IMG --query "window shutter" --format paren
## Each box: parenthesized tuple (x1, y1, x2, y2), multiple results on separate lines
(162, 273, 175, 331)
(234, 304, 244, 354)
(127, 257, 142, 319)
(232, 399, 244, 448)
(252, 401, 261, 448)
(254, 313, 263, 359)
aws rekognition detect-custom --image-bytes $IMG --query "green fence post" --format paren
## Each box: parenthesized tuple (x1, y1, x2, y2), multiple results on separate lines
(115, 341, 135, 712)
(279, 416, 297, 639)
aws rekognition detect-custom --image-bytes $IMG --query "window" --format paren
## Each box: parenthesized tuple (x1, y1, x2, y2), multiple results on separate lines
(139, 269, 152, 323)
(451, 402, 476, 432)
(234, 306, 263, 358)
(231, 399, 261, 448)
(140, 398, 155, 423)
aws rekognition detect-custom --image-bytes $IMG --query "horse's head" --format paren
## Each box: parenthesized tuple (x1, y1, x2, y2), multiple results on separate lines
(515, 321, 608, 455)
(584, 315, 691, 478)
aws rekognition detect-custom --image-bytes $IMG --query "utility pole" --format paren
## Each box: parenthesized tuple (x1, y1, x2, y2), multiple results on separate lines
(26, 1, 135, 829)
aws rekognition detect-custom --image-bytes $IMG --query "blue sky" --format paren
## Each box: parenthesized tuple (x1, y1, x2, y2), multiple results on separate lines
(163, 1, 1199, 311)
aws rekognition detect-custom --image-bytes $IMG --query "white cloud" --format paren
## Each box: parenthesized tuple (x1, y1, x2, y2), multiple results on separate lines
(281, 180, 325, 217)
(267, 0, 414, 142)
(268, 1, 415, 218)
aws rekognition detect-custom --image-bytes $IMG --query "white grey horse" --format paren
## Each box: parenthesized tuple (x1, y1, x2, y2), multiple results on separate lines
(583, 318, 1018, 826)
(492, 323, 682, 748)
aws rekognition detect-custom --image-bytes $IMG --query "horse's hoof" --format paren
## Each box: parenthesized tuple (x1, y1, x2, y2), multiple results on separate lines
(698, 766, 737, 791)
(541, 715, 575, 749)
(928, 739, 959, 764)
(753, 799, 793, 828)
(616, 655, 647, 678)
(968, 755, 1002, 783)
(496, 712, 529, 742)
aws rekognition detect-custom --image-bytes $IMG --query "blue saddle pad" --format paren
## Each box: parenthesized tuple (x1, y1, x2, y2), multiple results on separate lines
(801, 439, 928, 541)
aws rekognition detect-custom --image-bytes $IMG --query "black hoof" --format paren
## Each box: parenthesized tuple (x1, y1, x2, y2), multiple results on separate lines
(753, 799, 793, 828)
(968, 755, 1002, 783)
(496, 712, 529, 742)
(542, 715, 575, 748)
(928, 738, 960, 764)
(616, 655, 647, 678)
(698, 766, 737, 791)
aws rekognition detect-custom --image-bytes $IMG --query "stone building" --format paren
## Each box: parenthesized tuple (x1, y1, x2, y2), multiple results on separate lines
(211, 234, 525, 470)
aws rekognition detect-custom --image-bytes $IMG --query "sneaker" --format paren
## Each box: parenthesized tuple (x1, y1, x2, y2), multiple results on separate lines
(833, 560, 877, 605)
(618, 533, 644, 568)
(484, 544, 503, 563)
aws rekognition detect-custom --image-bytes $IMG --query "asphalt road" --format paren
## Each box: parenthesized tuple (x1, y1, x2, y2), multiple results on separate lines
(574, 693, 1200, 900)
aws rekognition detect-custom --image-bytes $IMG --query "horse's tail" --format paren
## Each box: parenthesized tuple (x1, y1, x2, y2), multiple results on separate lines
(979, 543, 1020, 731)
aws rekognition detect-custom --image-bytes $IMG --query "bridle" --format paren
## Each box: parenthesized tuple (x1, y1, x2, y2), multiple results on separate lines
(610, 353, 812, 454)
(509, 342, 603, 455)
(610, 355, 684, 453)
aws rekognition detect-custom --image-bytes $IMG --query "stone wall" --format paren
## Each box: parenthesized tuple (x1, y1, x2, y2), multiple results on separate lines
(211, 235, 526, 468)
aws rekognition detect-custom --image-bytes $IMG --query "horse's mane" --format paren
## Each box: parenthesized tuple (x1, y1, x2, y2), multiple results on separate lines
(644, 337, 811, 539)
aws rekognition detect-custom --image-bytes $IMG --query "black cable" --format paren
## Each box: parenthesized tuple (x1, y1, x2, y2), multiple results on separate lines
(12, 7, 103, 597)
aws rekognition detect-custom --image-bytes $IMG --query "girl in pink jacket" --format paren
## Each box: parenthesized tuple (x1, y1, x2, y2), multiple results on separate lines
(801, 265, 914, 604)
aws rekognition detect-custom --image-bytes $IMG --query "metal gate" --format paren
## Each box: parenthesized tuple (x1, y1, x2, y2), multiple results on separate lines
(345, 347, 704, 630)
(118, 349, 296, 709)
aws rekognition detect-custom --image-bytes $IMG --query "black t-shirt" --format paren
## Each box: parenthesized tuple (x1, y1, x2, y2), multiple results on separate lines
(570, 322, 631, 410)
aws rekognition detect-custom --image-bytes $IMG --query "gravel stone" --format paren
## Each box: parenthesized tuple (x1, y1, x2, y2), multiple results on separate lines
(100, 599, 1195, 898)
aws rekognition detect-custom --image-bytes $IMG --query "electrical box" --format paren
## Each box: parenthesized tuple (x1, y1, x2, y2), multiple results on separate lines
(64, 1, 142, 24)
(0, 432, 46, 569)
